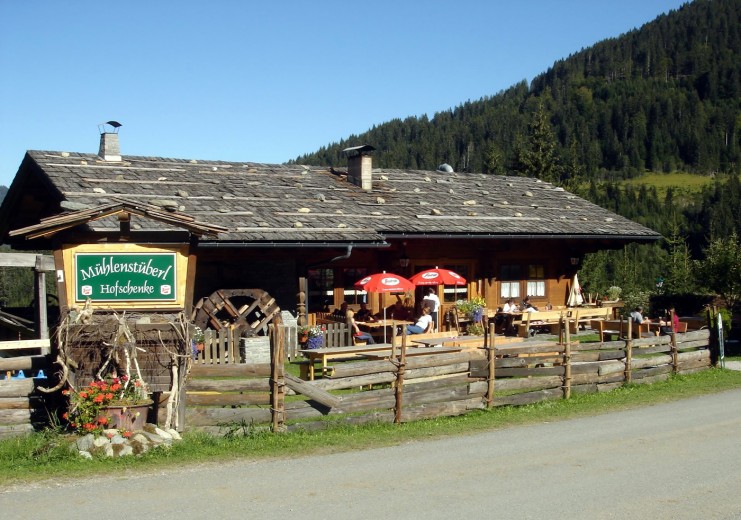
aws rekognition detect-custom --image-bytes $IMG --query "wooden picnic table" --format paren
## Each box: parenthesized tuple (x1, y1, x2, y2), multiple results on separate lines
(300, 344, 393, 380)
(360, 346, 462, 360)
(357, 319, 413, 341)
(299, 343, 462, 380)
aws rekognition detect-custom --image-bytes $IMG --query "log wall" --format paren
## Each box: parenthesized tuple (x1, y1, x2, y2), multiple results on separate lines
(0, 337, 56, 438)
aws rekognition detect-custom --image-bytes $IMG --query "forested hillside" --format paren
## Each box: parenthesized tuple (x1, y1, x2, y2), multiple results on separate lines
(297, 0, 739, 180)
(295, 0, 741, 306)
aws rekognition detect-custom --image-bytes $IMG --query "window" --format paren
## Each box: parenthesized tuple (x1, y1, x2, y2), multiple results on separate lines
(342, 268, 369, 304)
(307, 268, 334, 312)
(500, 264, 521, 299)
(526, 264, 546, 297)
(441, 264, 468, 303)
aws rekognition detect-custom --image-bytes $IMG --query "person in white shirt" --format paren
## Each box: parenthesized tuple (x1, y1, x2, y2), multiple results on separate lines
(422, 287, 441, 331)
(502, 298, 519, 313)
(406, 306, 433, 335)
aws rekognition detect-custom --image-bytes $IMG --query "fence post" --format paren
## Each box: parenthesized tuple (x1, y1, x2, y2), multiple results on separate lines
(486, 322, 496, 408)
(563, 316, 571, 399)
(270, 320, 286, 433)
(625, 320, 633, 384)
(394, 327, 407, 424)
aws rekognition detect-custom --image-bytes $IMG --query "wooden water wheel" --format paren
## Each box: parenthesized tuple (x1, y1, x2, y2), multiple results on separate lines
(191, 289, 281, 336)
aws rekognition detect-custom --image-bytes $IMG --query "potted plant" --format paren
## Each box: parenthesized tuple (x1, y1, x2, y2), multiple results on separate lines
(192, 326, 205, 352)
(63, 373, 151, 436)
(298, 325, 324, 349)
(456, 296, 486, 335)
(605, 286, 622, 302)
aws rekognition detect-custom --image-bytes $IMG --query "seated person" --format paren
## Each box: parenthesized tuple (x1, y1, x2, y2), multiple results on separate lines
(630, 306, 649, 324)
(387, 299, 412, 321)
(629, 305, 650, 337)
(346, 310, 375, 344)
(659, 306, 680, 336)
(406, 306, 433, 335)
(521, 296, 538, 312)
(354, 302, 374, 322)
(331, 302, 349, 318)
(502, 298, 519, 313)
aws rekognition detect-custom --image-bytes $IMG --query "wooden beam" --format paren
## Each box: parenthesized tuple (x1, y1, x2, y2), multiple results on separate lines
(284, 373, 341, 409)
(0, 253, 55, 270)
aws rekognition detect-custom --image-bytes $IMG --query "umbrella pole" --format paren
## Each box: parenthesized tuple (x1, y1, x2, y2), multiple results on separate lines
(382, 272, 387, 344)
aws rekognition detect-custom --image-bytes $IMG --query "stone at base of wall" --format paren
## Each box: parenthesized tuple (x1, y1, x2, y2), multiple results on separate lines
(74, 423, 182, 458)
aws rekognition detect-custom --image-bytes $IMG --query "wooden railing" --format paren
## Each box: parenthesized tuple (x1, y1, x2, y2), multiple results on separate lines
(182, 328, 713, 432)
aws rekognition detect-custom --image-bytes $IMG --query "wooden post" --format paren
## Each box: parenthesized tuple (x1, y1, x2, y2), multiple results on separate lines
(297, 277, 308, 327)
(707, 306, 718, 365)
(563, 316, 571, 399)
(625, 320, 633, 384)
(486, 322, 496, 408)
(394, 326, 407, 424)
(183, 239, 198, 318)
(33, 256, 49, 352)
(270, 318, 286, 433)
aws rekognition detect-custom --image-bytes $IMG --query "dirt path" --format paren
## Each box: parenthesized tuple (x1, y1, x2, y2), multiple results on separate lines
(3, 389, 741, 519)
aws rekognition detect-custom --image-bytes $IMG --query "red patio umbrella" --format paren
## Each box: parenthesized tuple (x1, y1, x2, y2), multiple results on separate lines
(409, 267, 466, 286)
(354, 271, 414, 342)
(410, 267, 467, 331)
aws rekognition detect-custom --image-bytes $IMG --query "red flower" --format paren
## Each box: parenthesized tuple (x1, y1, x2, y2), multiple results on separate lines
(62, 412, 68, 420)
(110, 383, 121, 392)
(98, 416, 108, 425)
(79, 391, 88, 399)
(93, 394, 104, 403)
(122, 431, 132, 438)
(105, 393, 114, 400)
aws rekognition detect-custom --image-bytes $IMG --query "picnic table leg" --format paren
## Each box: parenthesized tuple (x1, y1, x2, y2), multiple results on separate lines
(309, 358, 315, 381)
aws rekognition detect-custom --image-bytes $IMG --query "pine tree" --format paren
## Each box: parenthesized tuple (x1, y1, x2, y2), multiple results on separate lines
(515, 99, 561, 183)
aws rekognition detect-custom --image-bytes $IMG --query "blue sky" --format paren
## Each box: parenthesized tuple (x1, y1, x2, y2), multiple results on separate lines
(0, 0, 689, 187)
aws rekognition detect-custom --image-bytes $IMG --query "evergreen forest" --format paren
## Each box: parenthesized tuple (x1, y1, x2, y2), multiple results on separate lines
(295, 0, 741, 313)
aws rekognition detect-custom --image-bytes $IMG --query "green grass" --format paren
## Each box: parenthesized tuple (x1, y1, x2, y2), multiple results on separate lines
(622, 171, 714, 198)
(2, 367, 741, 487)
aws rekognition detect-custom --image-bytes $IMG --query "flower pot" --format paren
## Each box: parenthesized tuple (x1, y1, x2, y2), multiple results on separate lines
(100, 400, 153, 431)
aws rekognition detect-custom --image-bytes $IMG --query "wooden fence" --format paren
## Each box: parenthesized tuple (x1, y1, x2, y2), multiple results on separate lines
(183, 328, 713, 433)
(0, 339, 53, 438)
(191, 320, 346, 364)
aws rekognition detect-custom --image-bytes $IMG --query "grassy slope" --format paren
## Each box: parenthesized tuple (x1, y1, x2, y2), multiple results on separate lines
(621, 171, 714, 199)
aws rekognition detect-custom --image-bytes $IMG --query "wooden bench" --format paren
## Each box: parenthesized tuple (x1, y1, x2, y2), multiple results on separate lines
(517, 310, 571, 337)
(597, 319, 653, 339)
(570, 307, 612, 333)
(679, 317, 706, 331)
(390, 330, 460, 347)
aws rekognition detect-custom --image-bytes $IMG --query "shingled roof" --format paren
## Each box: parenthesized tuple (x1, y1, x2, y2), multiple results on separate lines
(4, 149, 661, 245)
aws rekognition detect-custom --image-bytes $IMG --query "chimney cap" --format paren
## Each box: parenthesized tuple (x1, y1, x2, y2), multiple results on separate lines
(98, 121, 122, 134)
(343, 144, 375, 157)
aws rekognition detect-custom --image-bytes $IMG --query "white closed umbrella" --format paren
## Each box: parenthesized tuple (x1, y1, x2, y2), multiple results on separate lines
(567, 274, 584, 307)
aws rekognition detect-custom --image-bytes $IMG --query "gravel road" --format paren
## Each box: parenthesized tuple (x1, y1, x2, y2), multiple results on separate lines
(2, 389, 741, 520)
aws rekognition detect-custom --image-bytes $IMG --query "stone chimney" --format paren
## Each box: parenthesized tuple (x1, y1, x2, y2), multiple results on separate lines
(98, 121, 122, 162)
(343, 145, 375, 190)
